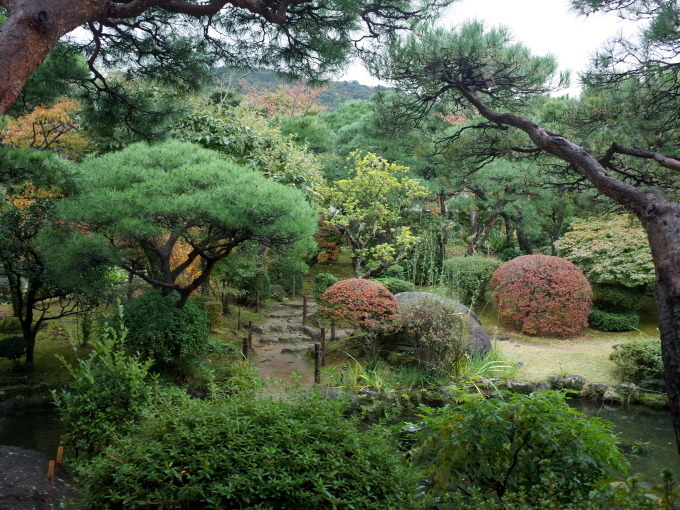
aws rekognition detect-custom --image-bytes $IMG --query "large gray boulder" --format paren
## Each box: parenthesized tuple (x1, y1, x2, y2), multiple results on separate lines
(389, 292, 492, 355)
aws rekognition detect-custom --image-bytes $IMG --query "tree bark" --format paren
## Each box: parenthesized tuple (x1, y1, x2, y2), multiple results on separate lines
(0, 1, 108, 114)
(459, 84, 680, 451)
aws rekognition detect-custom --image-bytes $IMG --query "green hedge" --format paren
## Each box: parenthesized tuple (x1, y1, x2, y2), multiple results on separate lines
(589, 309, 639, 332)
(78, 392, 419, 509)
(370, 277, 415, 295)
(610, 340, 664, 383)
(593, 284, 643, 312)
(268, 257, 309, 295)
(313, 273, 338, 301)
(443, 256, 501, 307)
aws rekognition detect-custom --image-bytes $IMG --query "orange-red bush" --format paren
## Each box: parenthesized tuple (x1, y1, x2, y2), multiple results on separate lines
(320, 279, 399, 329)
(490, 255, 592, 338)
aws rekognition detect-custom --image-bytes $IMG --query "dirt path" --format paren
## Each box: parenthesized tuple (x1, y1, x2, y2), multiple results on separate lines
(250, 298, 320, 390)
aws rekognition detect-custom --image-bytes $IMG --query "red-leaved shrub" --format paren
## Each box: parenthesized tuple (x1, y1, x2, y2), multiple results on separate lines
(490, 255, 592, 337)
(320, 279, 399, 329)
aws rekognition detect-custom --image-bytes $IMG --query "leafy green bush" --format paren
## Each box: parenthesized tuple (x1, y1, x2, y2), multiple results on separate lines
(123, 291, 210, 363)
(78, 392, 418, 509)
(383, 264, 405, 279)
(556, 216, 655, 288)
(0, 317, 22, 334)
(268, 257, 309, 295)
(443, 256, 501, 306)
(0, 335, 27, 361)
(189, 295, 223, 331)
(371, 277, 415, 295)
(410, 392, 628, 507)
(610, 340, 664, 383)
(593, 284, 643, 312)
(590, 309, 640, 332)
(498, 247, 523, 262)
(313, 272, 338, 301)
(54, 309, 155, 458)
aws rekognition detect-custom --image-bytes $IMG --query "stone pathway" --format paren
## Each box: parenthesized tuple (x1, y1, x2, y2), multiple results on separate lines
(249, 297, 322, 389)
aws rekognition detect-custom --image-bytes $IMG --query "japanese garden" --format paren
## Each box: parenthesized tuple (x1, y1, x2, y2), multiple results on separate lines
(0, 0, 679, 508)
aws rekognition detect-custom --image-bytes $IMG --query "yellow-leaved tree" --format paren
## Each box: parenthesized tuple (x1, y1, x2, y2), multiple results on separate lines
(321, 152, 429, 278)
(1, 97, 91, 160)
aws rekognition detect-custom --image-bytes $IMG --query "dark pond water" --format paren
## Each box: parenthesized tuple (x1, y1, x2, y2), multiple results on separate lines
(572, 399, 680, 483)
(0, 406, 63, 457)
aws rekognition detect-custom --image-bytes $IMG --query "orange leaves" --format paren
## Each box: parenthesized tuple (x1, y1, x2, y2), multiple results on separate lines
(240, 83, 328, 118)
(1, 97, 91, 159)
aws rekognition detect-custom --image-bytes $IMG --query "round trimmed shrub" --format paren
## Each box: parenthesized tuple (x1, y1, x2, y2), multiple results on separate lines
(490, 255, 592, 337)
(610, 340, 664, 383)
(593, 284, 643, 312)
(443, 256, 501, 307)
(123, 291, 210, 363)
(589, 309, 639, 332)
(0, 335, 27, 361)
(320, 279, 399, 329)
(370, 277, 415, 295)
(78, 392, 419, 509)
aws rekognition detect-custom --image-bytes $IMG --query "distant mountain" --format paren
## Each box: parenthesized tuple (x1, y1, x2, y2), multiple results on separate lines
(213, 68, 387, 109)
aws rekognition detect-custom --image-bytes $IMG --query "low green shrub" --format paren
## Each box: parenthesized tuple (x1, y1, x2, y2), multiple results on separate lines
(77, 392, 418, 509)
(383, 264, 405, 279)
(499, 247, 523, 262)
(610, 340, 664, 383)
(371, 277, 415, 295)
(410, 391, 628, 507)
(590, 309, 640, 332)
(54, 309, 155, 459)
(0, 335, 27, 361)
(593, 284, 643, 312)
(189, 295, 223, 331)
(123, 291, 210, 363)
(313, 272, 338, 301)
(443, 256, 501, 306)
(268, 257, 309, 295)
(0, 317, 22, 334)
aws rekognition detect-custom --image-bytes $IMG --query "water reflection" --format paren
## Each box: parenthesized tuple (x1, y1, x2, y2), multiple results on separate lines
(571, 399, 680, 483)
(0, 407, 63, 456)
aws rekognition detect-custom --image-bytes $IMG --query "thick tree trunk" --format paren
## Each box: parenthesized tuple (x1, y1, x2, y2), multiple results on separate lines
(0, 1, 107, 114)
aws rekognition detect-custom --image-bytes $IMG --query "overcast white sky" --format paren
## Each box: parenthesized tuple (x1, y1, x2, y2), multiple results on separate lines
(340, 0, 642, 97)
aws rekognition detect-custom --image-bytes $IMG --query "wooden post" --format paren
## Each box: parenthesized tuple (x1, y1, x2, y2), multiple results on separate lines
(255, 291, 259, 313)
(56, 446, 64, 464)
(292, 276, 296, 298)
(320, 328, 326, 366)
(302, 295, 307, 326)
(237, 307, 242, 331)
(331, 322, 336, 342)
(242, 337, 249, 357)
(314, 342, 321, 384)
(247, 321, 253, 349)
(47, 460, 55, 480)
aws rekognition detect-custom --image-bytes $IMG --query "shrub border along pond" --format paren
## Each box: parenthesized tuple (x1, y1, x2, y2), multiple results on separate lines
(343, 374, 668, 422)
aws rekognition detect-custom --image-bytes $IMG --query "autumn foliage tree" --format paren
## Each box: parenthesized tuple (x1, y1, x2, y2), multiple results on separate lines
(320, 279, 399, 330)
(1, 97, 91, 159)
(241, 83, 328, 118)
(490, 255, 592, 338)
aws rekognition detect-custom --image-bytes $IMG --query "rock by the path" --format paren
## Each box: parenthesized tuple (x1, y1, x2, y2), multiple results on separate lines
(0, 446, 79, 509)
(391, 292, 492, 354)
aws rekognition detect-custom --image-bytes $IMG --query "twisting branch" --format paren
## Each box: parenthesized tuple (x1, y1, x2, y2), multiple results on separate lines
(602, 143, 680, 172)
